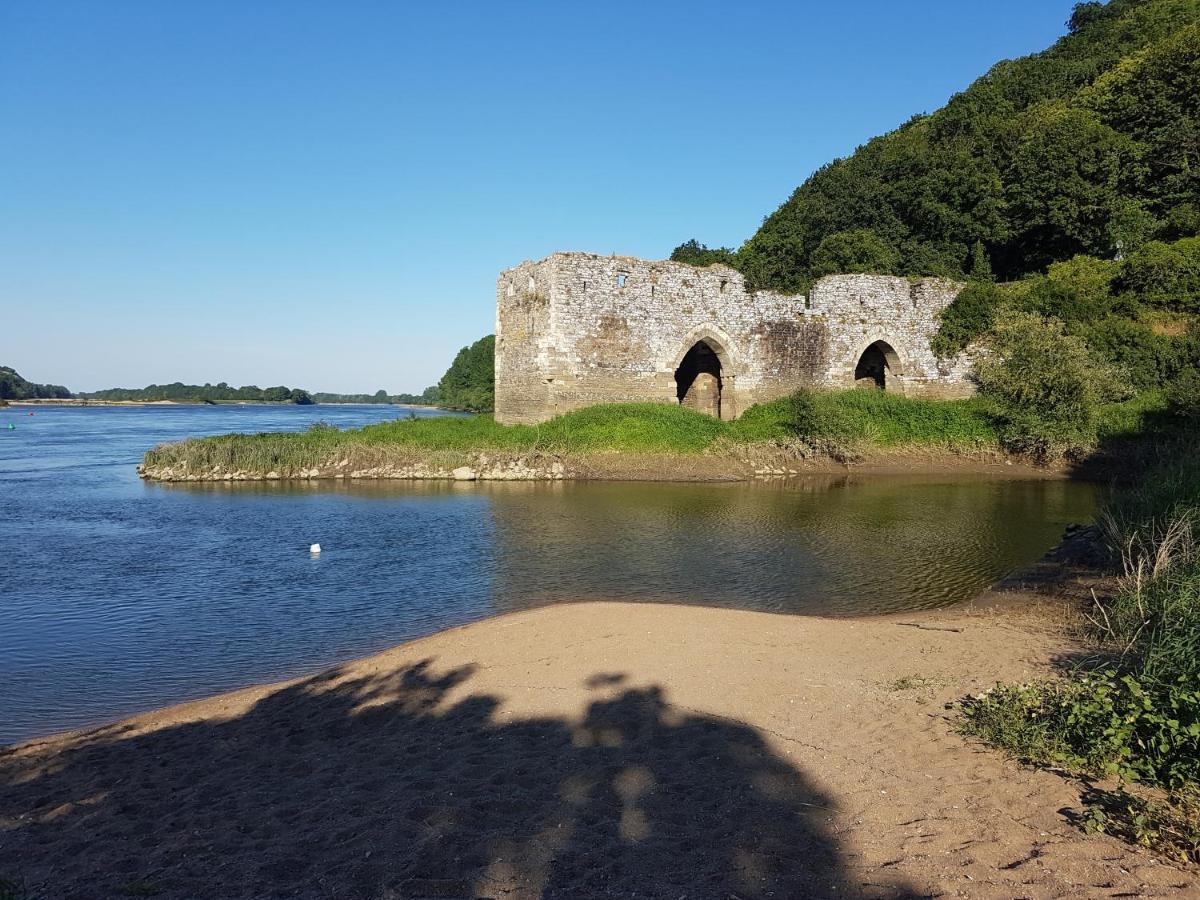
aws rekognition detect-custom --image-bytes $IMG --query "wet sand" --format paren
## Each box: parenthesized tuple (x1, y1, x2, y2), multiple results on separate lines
(3, 596, 1196, 898)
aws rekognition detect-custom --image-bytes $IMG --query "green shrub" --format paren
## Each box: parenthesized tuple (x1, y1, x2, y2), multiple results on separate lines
(960, 673, 1200, 787)
(1081, 317, 1187, 390)
(669, 239, 737, 268)
(1118, 237, 1200, 312)
(1037, 255, 1119, 321)
(1096, 389, 1170, 440)
(1079, 787, 1200, 863)
(1168, 368, 1200, 419)
(974, 310, 1127, 459)
(932, 280, 1003, 358)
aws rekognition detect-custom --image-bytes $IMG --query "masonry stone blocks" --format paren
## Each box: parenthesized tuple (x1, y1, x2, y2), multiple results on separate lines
(495, 252, 974, 425)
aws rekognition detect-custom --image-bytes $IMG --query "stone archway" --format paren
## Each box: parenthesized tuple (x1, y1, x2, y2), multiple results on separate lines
(854, 340, 903, 390)
(675, 340, 723, 418)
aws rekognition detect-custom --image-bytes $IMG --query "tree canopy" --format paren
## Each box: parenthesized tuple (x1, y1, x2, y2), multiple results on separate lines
(437, 335, 495, 412)
(681, 0, 1200, 294)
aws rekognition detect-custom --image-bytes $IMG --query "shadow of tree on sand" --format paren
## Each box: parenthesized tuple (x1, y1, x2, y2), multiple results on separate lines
(1, 659, 925, 899)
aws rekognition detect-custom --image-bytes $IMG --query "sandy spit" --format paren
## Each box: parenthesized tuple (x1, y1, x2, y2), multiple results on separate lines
(3, 597, 1197, 899)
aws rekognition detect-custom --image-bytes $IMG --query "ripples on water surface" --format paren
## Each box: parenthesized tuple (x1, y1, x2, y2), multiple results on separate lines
(0, 405, 1097, 743)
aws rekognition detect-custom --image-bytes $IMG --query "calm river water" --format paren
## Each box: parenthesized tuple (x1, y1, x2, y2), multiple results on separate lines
(0, 404, 1097, 744)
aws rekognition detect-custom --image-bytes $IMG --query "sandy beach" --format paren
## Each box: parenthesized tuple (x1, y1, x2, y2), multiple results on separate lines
(3, 589, 1197, 899)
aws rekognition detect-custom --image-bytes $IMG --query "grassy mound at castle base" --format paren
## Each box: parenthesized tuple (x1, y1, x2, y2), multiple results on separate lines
(140, 389, 1162, 479)
(141, 391, 1004, 476)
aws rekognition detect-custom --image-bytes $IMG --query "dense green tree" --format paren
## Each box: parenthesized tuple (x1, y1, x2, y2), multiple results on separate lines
(438, 335, 495, 413)
(669, 239, 737, 267)
(975, 310, 1126, 459)
(969, 240, 994, 281)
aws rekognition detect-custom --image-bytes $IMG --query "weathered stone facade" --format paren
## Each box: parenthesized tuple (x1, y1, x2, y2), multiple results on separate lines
(495, 252, 973, 425)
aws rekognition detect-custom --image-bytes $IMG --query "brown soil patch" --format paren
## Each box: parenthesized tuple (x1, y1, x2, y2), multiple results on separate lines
(3, 600, 1195, 899)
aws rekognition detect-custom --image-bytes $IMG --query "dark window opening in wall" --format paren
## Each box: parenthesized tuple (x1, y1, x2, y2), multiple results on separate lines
(804, 296, 811, 310)
(720, 279, 728, 294)
(854, 340, 899, 390)
(617, 273, 627, 287)
(674, 340, 723, 418)
(583, 281, 588, 292)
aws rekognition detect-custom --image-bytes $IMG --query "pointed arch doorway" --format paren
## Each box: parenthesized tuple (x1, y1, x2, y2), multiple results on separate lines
(854, 340, 903, 390)
(675, 340, 723, 418)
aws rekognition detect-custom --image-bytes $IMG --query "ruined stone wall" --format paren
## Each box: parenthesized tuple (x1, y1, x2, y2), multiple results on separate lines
(809, 275, 975, 397)
(494, 258, 558, 425)
(495, 252, 973, 425)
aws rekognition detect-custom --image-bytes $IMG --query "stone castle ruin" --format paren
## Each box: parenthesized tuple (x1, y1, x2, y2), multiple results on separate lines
(494, 252, 974, 425)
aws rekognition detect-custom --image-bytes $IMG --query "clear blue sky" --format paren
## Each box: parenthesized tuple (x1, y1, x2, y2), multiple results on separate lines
(2, 1, 1077, 393)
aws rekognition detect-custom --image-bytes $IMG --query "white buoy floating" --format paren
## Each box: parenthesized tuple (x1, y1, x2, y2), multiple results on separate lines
(309, 543, 322, 554)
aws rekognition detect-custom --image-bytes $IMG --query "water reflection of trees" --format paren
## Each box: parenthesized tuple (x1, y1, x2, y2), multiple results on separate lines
(485, 478, 1096, 616)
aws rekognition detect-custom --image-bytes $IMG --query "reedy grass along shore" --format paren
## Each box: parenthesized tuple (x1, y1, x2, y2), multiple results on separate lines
(139, 388, 1165, 481)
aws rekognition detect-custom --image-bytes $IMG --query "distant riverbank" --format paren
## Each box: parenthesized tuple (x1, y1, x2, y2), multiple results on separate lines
(8, 397, 443, 409)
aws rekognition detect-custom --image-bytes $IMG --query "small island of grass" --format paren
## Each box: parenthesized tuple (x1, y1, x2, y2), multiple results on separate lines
(138, 386, 1167, 483)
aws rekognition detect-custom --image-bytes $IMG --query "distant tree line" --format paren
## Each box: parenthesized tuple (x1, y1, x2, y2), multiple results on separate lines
(0, 366, 71, 400)
(78, 382, 315, 404)
(393, 385, 441, 405)
(3, 368, 450, 407)
(310, 386, 441, 405)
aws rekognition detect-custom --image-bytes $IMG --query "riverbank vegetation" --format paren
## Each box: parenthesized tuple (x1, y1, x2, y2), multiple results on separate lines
(141, 391, 997, 474)
(960, 428, 1200, 861)
(141, 382, 1172, 479)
